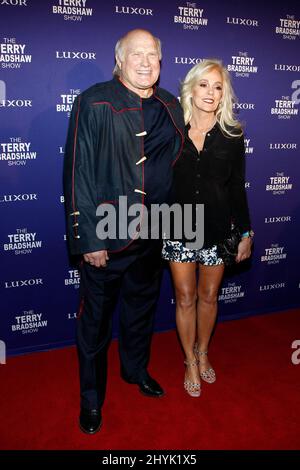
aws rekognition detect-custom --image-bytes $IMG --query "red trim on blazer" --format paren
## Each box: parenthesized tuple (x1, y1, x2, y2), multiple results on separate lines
(77, 296, 85, 320)
(71, 95, 81, 238)
(98, 200, 118, 205)
(107, 98, 145, 254)
(92, 102, 141, 113)
(153, 94, 184, 167)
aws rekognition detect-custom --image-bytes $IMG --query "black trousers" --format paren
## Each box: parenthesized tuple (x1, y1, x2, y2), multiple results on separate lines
(76, 240, 163, 410)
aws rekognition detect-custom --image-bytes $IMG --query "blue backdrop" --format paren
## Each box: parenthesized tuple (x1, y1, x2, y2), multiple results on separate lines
(1, 0, 299, 356)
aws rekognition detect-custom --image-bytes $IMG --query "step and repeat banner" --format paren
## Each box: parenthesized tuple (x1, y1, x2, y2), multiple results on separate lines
(1, 0, 299, 356)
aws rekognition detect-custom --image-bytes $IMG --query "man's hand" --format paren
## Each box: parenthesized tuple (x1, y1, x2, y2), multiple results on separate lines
(84, 250, 109, 268)
(235, 238, 252, 263)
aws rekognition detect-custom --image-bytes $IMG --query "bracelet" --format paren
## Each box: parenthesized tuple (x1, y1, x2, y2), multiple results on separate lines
(241, 230, 254, 239)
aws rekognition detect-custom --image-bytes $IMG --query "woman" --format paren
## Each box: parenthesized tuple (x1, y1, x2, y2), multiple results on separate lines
(162, 59, 253, 397)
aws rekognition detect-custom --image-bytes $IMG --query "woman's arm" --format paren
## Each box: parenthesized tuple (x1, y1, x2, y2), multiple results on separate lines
(228, 134, 253, 262)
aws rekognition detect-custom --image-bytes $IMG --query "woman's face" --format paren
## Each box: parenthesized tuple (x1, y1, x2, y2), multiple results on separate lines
(191, 68, 223, 114)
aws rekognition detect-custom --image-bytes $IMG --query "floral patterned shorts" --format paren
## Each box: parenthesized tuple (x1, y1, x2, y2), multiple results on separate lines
(162, 240, 223, 266)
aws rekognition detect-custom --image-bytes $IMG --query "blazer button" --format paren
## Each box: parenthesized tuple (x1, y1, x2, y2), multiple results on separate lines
(134, 189, 147, 195)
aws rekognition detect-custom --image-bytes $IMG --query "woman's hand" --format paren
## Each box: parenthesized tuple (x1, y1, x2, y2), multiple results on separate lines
(235, 237, 252, 263)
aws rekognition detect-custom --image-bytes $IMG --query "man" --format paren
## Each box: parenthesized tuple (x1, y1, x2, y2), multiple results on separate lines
(64, 29, 184, 434)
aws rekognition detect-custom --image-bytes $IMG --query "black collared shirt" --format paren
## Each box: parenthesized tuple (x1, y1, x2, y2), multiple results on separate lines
(172, 123, 251, 248)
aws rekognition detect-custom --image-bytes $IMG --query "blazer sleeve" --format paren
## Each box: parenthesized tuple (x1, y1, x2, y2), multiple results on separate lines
(228, 134, 251, 233)
(63, 95, 107, 255)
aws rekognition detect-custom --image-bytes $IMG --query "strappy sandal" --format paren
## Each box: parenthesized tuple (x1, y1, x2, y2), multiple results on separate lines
(194, 345, 216, 384)
(183, 359, 201, 397)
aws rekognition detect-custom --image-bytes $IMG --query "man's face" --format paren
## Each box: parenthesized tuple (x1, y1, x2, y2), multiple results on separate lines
(117, 31, 160, 97)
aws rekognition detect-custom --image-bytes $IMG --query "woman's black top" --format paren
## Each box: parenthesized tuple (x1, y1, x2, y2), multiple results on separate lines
(172, 123, 251, 248)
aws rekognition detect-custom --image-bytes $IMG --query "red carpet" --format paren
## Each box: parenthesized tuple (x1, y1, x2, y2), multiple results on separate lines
(0, 309, 300, 450)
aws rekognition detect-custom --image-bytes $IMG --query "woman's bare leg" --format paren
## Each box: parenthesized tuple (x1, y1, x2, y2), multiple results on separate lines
(196, 264, 224, 376)
(169, 262, 200, 387)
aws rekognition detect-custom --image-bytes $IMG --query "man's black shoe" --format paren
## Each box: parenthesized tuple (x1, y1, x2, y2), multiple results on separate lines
(79, 408, 102, 434)
(138, 376, 165, 397)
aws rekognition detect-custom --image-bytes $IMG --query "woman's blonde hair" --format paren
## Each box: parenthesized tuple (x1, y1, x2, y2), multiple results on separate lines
(180, 59, 243, 137)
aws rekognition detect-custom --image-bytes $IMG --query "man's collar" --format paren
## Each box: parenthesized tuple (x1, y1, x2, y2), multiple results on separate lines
(114, 76, 157, 103)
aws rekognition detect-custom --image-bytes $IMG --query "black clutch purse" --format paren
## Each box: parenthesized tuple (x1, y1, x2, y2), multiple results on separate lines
(217, 226, 242, 266)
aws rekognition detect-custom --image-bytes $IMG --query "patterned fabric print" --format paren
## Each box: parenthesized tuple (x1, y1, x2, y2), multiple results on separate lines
(162, 240, 223, 266)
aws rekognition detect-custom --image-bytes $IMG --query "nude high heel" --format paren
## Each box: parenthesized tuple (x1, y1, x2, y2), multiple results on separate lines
(184, 359, 201, 397)
(194, 344, 216, 384)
